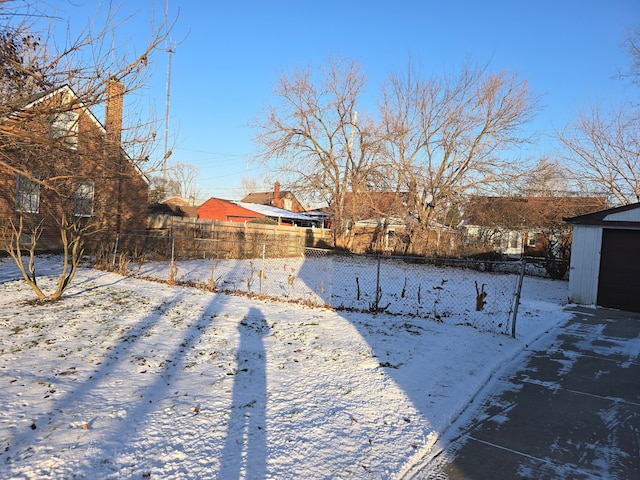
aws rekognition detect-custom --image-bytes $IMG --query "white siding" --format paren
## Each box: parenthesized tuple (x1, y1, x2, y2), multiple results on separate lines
(568, 225, 602, 305)
(604, 208, 640, 222)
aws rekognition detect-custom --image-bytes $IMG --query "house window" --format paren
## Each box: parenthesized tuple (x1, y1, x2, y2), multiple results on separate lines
(510, 232, 519, 249)
(385, 229, 396, 249)
(528, 233, 537, 247)
(16, 174, 40, 213)
(492, 232, 502, 247)
(49, 111, 79, 149)
(74, 181, 94, 217)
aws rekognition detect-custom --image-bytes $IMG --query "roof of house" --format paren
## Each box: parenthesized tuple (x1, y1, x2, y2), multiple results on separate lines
(233, 202, 314, 222)
(463, 196, 608, 229)
(5, 84, 115, 146)
(3, 83, 148, 182)
(242, 192, 278, 205)
(341, 191, 411, 220)
(354, 215, 412, 228)
(161, 196, 199, 217)
(564, 202, 640, 227)
(241, 189, 302, 207)
(197, 197, 263, 221)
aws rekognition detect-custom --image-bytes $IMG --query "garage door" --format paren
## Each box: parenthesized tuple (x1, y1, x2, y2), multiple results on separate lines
(597, 228, 640, 312)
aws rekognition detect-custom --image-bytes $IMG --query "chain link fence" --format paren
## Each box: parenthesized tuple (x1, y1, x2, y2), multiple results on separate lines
(99, 232, 526, 337)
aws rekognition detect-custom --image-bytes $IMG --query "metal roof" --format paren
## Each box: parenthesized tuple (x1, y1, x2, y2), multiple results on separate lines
(232, 201, 316, 222)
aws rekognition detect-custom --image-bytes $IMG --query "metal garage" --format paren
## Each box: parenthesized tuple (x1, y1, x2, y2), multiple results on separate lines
(565, 203, 640, 313)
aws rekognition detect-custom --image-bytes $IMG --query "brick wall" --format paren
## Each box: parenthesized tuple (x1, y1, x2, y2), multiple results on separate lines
(0, 86, 149, 252)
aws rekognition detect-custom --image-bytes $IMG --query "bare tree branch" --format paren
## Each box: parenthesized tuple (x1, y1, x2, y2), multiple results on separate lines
(560, 102, 640, 205)
(380, 60, 539, 253)
(0, 0, 174, 300)
(252, 57, 383, 248)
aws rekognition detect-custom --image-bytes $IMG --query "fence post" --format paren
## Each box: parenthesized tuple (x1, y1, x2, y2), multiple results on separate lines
(112, 233, 119, 267)
(510, 259, 526, 338)
(375, 254, 381, 311)
(260, 243, 266, 295)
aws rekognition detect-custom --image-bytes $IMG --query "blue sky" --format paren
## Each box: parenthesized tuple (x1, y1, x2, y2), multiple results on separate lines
(54, 0, 639, 200)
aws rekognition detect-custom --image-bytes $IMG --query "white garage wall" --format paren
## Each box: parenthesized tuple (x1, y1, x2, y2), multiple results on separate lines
(568, 224, 602, 305)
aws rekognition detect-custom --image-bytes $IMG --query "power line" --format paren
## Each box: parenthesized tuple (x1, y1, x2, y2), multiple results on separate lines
(175, 147, 251, 157)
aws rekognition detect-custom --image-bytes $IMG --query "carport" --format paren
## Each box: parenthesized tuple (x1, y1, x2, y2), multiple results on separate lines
(565, 203, 640, 313)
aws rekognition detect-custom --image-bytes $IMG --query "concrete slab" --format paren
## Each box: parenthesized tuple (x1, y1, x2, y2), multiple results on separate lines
(403, 306, 640, 479)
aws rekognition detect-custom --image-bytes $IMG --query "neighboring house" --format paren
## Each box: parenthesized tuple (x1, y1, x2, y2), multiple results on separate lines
(565, 202, 640, 313)
(331, 191, 457, 254)
(233, 201, 320, 227)
(241, 181, 305, 213)
(351, 215, 411, 252)
(198, 198, 264, 223)
(303, 209, 331, 229)
(460, 196, 607, 257)
(0, 79, 148, 250)
(339, 191, 457, 254)
(341, 191, 411, 222)
(149, 196, 199, 218)
(197, 197, 321, 227)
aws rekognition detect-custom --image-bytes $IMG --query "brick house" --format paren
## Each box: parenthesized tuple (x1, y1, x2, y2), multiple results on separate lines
(460, 196, 608, 257)
(241, 181, 305, 213)
(0, 79, 149, 250)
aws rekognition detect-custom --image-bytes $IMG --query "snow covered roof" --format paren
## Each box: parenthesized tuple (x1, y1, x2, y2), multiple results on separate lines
(232, 201, 314, 222)
(354, 216, 408, 228)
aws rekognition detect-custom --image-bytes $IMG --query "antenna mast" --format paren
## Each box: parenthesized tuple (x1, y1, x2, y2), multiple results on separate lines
(163, 0, 174, 177)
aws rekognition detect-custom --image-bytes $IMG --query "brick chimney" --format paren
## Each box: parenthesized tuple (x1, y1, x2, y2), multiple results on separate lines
(105, 77, 124, 151)
(106, 77, 125, 235)
(273, 181, 281, 207)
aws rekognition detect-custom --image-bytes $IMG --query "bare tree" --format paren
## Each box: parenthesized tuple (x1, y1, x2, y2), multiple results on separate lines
(380, 60, 539, 254)
(560, 28, 640, 206)
(620, 26, 640, 85)
(168, 161, 199, 202)
(516, 157, 574, 196)
(252, 57, 383, 248)
(560, 103, 640, 205)
(149, 161, 200, 203)
(148, 175, 180, 203)
(237, 176, 269, 199)
(0, 1, 172, 300)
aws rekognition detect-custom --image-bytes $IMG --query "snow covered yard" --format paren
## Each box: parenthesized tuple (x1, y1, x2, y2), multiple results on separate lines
(136, 254, 529, 335)
(0, 256, 571, 479)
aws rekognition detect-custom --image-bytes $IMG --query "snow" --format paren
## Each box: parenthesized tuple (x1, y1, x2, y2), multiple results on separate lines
(0, 255, 571, 479)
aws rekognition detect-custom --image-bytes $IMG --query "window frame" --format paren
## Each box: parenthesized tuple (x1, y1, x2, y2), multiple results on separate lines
(385, 229, 396, 249)
(49, 110, 80, 150)
(15, 174, 40, 214)
(74, 180, 95, 217)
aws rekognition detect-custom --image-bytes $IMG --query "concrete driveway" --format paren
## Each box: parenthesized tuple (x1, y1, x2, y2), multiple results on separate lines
(402, 306, 640, 479)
